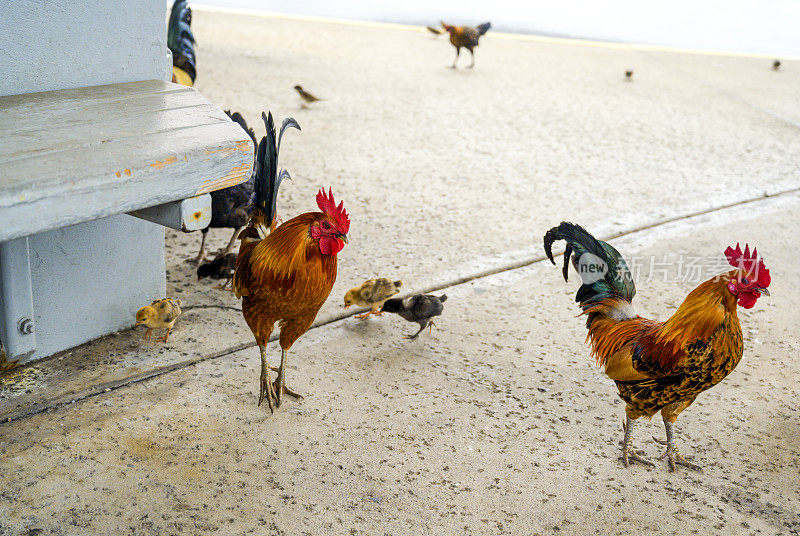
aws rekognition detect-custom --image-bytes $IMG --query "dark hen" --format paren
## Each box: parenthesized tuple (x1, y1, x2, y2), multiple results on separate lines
(195, 110, 258, 263)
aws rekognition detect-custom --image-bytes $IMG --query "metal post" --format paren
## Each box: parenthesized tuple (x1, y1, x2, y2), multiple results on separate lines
(0, 237, 36, 361)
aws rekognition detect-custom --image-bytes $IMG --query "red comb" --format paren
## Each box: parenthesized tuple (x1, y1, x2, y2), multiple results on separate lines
(316, 187, 350, 234)
(725, 243, 770, 287)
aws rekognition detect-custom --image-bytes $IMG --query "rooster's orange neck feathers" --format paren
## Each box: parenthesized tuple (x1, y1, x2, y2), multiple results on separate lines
(587, 272, 740, 370)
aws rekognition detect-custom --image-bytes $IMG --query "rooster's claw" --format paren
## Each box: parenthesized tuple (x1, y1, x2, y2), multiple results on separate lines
(621, 446, 655, 468)
(654, 437, 701, 471)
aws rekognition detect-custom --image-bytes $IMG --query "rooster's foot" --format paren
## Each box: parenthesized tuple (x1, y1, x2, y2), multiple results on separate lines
(258, 369, 277, 412)
(354, 312, 371, 319)
(620, 445, 654, 468)
(273, 382, 303, 408)
(654, 438, 701, 472)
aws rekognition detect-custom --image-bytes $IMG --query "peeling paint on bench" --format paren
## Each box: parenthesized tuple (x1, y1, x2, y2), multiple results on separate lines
(0, 79, 254, 242)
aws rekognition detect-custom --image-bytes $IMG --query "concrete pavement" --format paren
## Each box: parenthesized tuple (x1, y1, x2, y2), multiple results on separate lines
(1, 12, 799, 536)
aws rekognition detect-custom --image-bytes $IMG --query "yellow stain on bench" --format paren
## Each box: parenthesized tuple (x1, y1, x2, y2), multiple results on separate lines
(204, 139, 254, 159)
(194, 162, 251, 195)
(150, 157, 178, 170)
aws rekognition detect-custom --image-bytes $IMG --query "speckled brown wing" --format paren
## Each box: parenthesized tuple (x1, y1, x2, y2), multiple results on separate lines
(615, 314, 744, 418)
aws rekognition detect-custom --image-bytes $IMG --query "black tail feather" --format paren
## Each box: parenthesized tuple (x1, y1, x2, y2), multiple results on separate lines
(543, 222, 636, 307)
(224, 110, 256, 145)
(252, 112, 300, 229)
(476, 22, 491, 36)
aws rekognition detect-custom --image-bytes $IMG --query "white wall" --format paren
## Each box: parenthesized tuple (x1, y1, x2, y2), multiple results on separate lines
(194, 0, 800, 57)
(0, 0, 169, 96)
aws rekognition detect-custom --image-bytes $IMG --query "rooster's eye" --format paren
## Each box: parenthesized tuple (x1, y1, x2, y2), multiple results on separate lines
(741, 278, 749, 285)
(322, 221, 331, 230)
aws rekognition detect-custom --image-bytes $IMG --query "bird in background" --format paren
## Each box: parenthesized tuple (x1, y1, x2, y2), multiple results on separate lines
(197, 252, 237, 289)
(440, 21, 491, 69)
(773, 60, 781, 71)
(381, 294, 447, 340)
(136, 298, 183, 343)
(625, 70, 634, 81)
(195, 110, 258, 263)
(544, 222, 770, 471)
(233, 112, 350, 412)
(166, 2, 257, 264)
(167, 0, 196, 86)
(426, 25, 443, 36)
(344, 278, 403, 318)
(294, 85, 321, 106)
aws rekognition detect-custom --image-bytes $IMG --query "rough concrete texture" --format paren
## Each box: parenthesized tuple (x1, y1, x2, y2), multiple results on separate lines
(1, 11, 800, 536)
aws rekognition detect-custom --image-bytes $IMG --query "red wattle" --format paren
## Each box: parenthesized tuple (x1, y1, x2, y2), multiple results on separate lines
(319, 236, 344, 256)
(737, 291, 758, 309)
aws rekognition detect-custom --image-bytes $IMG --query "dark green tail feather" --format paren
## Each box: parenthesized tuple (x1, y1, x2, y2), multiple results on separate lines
(543, 222, 636, 308)
(168, 0, 196, 82)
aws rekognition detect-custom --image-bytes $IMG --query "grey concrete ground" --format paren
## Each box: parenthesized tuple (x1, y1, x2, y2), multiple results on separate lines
(2, 11, 800, 536)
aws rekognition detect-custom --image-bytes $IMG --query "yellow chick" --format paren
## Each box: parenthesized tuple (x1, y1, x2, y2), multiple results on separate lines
(344, 278, 403, 318)
(135, 298, 182, 343)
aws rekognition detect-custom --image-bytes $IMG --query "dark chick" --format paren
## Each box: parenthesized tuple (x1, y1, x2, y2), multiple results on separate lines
(294, 85, 321, 105)
(441, 21, 491, 68)
(197, 252, 237, 288)
(195, 110, 258, 263)
(773, 60, 781, 71)
(381, 294, 447, 340)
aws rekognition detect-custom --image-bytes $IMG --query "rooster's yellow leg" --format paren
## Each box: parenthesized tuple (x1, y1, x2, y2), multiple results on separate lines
(449, 48, 460, 69)
(258, 344, 276, 412)
(621, 416, 654, 468)
(273, 349, 303, 407)
(655, 416, 701, 472)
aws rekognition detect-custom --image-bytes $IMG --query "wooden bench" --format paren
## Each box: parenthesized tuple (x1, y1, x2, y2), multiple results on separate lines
(0, 79, 253, 361)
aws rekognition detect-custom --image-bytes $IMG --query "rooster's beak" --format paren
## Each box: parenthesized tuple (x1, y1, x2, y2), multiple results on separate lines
(339, 234, 349, 244)
(757, 287, 770, 296)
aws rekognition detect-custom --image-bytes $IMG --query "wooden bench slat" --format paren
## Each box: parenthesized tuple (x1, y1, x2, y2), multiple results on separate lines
(0, 80, 254, 242)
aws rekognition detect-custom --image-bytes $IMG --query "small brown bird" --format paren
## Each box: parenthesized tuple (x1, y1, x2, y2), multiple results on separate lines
(426, 25, 443, 36)
(441, 21, 491, 68)
(198, 252, 237, 289)
(294, 85, 321, 105)
(773, 60, 781, 71)
(136, 298, 182, 343)
(344, 278, 403, 318)
(625, 70, 634, 81)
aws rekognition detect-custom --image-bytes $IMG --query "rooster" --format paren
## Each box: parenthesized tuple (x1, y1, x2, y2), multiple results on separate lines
(544, 222, 771, 471)
(168, 0, 196, 86)
(440, 21, 491, 68)
(233, 112, 350, 412)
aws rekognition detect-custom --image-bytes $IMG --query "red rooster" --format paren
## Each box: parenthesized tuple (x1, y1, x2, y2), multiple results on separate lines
(544, 222, 771, 470)
(233, 112, 350, 411)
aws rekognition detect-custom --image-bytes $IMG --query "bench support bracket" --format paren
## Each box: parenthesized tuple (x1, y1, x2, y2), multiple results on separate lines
(0, 237, 37, 361)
